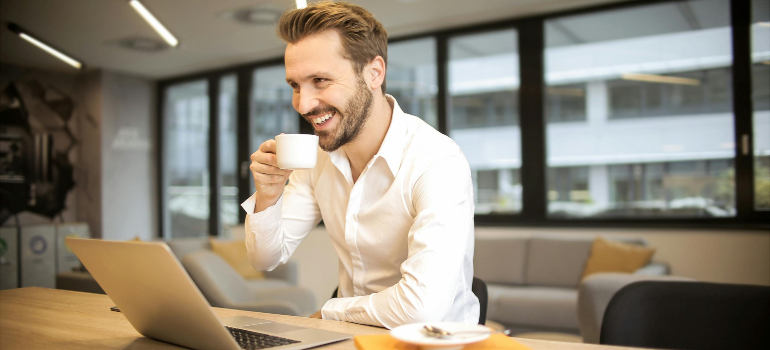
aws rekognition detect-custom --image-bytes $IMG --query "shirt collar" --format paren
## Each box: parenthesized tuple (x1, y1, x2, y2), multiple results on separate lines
(376, 95, 408, 177)
(327, 94, 407, 182)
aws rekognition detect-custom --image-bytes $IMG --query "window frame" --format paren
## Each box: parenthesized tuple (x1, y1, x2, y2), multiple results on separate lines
(157, 0, 768, 239)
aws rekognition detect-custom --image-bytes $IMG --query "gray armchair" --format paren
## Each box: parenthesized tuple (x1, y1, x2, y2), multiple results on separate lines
(181, 250, 316, 316)
(577, 273, 695, 344)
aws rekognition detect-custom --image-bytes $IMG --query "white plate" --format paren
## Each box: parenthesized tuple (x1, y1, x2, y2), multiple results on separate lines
(390, 322, 491, 349)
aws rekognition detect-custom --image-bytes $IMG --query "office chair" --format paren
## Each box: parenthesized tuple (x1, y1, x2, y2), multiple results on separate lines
(330, 277, 488, 325)
(600, 281, 770, 350)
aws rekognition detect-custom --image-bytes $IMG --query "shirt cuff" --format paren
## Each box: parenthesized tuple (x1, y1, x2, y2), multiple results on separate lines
(321, 295, 386, 328)
(241, 193, 283, 230)
(321, 296, 358, 322)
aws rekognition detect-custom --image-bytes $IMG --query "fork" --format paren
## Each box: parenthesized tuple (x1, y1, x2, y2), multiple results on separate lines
(422, 325, 512, 339)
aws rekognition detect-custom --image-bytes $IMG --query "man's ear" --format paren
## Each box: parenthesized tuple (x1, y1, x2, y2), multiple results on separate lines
(366, 55, 386, 92)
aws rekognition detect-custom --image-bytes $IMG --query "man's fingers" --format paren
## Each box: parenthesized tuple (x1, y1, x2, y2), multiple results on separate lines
(252, 172, 288, 184)
(250, 162, 291, 176)
(258, 139, 277, 154)
(251, 151, 279, 167)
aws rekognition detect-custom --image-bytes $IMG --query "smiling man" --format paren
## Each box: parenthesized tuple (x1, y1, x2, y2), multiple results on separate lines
(242, 1, 479, 328)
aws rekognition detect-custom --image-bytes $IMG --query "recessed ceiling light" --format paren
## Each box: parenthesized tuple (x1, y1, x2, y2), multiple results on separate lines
(219, 5, 283, 26)
(235, 7, 282, 25)
(111, 37, 169, 52)
(6, 23, 83, 69)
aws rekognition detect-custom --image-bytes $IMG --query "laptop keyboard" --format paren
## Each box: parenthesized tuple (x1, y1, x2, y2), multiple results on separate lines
(226, 326, 301, 350)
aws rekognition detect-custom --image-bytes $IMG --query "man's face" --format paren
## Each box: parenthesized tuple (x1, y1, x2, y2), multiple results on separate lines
(285, 30, 374, 152)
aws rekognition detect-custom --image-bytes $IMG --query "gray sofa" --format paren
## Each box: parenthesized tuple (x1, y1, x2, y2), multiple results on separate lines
(474, 235, 669, 335)
(164, 238, 316, 316)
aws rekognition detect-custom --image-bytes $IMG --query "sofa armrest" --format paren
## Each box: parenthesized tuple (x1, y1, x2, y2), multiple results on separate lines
(577, 273, 695, 344)
(227, 300, 301, 316)
(263, 260, 299, 285)
(634, 261, 670, 276)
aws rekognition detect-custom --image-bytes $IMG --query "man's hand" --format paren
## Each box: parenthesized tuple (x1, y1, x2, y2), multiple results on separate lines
(309, 310, 322, 319)
(250, 138, 293, 213)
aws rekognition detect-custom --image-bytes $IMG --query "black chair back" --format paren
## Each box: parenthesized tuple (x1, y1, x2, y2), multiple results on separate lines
(601, 281, 770, 350)
(330, 277, 489, 325)
(472, 277, 488, 325)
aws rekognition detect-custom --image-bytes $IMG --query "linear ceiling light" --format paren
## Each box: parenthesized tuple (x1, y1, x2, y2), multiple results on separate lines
(7, 23, 83, 69)
(296, 0, 308, 9)
(129, 0, 179, 47)
(621, 73, 700, 86)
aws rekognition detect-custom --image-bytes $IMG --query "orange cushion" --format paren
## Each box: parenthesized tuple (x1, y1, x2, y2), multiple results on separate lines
(582, 237, 655, 279)
(209, 238, 265, 280)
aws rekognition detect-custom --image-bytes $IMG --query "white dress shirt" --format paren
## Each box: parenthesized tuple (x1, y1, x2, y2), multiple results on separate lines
(241, 96, 479, 329)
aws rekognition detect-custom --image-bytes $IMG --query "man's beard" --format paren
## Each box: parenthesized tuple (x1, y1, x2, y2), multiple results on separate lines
(310, 77, 374, 152)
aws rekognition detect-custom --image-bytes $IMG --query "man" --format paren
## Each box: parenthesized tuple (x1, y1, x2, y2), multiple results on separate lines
(243, 1, 478, 329)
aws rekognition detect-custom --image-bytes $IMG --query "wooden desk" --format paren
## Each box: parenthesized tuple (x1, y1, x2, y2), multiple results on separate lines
(0, 288, 635, 350)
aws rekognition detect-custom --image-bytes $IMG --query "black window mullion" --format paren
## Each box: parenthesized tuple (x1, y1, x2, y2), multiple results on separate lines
(208, 75, 221, 236)
(237, 68, 252, 225)
(157, 82, 166, 239)
(518, 18, 547, 221)
(436, 34, 448, 135)
(730, 0, 754, 218)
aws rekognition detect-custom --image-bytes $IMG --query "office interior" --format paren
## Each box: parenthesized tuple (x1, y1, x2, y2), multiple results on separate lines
(1, 0, 769, 347)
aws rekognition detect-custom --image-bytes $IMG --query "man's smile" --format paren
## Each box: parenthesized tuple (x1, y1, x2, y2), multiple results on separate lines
(308, 111, 337, 131)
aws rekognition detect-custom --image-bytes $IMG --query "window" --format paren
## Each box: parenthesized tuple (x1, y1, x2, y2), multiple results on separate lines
(607, 68, 732, 119)
(163, 80, 209, 238)
(752, 0, 770, 210)
(250, 65, 299, 195)
(544, 0, 736, 218)
(219, 75, 238, 235)
(546, 84, 587, 122)
(448, 29, 521, 214)
(387, 38, 438, 128)
(159, 0, 767, 234)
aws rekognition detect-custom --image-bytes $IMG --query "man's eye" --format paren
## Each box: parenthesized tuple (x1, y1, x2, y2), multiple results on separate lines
(314, 78, 328, 84)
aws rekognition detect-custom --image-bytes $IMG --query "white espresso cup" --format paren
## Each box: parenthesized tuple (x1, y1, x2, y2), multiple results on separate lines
(275, 134, 319, 170)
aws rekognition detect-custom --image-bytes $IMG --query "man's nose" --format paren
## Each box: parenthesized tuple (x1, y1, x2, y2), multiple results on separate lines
(295, 89, 320, 115)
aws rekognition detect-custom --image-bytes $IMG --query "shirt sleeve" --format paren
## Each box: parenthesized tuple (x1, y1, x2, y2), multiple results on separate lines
(321, 154, 476, 328)
(242, 169, 322, 271)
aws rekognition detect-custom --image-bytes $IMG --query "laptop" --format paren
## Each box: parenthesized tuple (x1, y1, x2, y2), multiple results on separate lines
(65, 237, 351, 350)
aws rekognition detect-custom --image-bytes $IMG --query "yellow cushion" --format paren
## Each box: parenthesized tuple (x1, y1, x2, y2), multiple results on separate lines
(209, 238, 265, 280)
(582, 237, 655, 279)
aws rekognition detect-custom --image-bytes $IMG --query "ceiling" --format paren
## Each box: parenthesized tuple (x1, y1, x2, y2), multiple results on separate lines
(0, 0, 633, 79)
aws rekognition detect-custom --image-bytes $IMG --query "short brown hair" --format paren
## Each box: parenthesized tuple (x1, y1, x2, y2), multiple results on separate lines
(277, 1, 388, 92)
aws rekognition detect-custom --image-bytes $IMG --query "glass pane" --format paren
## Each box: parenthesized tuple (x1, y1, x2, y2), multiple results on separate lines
(219, 75, 238, 236)
(544, 0, 736, 218)
(752, 0, 770, 210)
(164, 80, 209, 238)
(448, 29, 521, 214)
(250, 65, 299, 195)
(387, 38, 438, 128)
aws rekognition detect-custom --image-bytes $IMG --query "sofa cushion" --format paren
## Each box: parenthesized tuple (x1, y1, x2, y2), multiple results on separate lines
(166, 238, 209, 260)
(246, 279, 292, 290)
(488, 284, 579, 331)
(581, 237, 655, 279)
(209, 238, 265, 280)
(525, 236, 593, 288)
(474, 237, 528, 285)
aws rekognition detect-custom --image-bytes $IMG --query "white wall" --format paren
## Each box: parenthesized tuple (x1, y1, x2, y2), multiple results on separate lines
(0, 66, 157, 241)
(100, 71, 157, 241)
